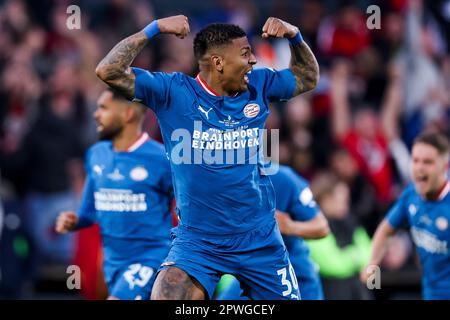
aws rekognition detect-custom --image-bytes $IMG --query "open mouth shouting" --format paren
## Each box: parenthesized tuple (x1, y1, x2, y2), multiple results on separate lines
(242, 69, 252, 87)
(414, 173, 429, 191)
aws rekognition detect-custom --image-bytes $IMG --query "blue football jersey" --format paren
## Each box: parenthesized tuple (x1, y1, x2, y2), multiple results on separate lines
(132, 67, 295, 235)
(270, 165, 321, 280)
(76, 134, 173, 276)
(386, 182, 450, 298)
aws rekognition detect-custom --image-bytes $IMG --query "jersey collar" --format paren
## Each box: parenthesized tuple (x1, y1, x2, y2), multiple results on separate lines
(195, 74, 239, 97)
(196, 74, 220, 96)
(122, 132, 150, 152)
(437, 181, 450, 201)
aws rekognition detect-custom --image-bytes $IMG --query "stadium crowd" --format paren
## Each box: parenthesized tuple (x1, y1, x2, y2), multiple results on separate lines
(1, 0, 450, 299)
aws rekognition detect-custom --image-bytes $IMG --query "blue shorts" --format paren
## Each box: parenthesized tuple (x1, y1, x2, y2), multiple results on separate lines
(158, 220, 300, 300)
(106, 261, 159, 300)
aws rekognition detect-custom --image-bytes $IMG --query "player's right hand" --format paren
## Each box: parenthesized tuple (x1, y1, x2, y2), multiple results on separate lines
(157, 15, 190, 39)
(55, 211, 79, 234)
(261, 17, 299, 39)
(359, 264, 377, 284)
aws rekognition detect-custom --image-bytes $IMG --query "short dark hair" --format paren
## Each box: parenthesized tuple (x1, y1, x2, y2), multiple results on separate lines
(105, 88, 147, 116)
(106, 87, 128, 102)
(413, 132, 450, 155)
(193, 23, 246, 60)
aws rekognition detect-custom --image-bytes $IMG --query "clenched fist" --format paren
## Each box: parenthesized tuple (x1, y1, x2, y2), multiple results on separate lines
(55, 211, 79, 234)
(157, 15, 190, 39)
(262, 17, 299, 39)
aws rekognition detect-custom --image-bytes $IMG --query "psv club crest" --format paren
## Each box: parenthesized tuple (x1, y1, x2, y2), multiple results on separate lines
(130, 166, 148, 181)
(243, 103, 260, 118)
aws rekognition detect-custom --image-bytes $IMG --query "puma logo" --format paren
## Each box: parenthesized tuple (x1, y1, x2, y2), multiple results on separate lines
(198, 105, 213, 120)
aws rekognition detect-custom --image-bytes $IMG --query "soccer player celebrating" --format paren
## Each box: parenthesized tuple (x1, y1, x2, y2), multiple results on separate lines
(55, 89, 174, 300)
(216, 164, 329, 300)
(95, 15, 319, 300)
(361, 132, 450, 299)
(271, 165, 329, 299)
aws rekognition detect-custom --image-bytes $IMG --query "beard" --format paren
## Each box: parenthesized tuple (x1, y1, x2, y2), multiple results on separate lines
(97, 123, 123, 141)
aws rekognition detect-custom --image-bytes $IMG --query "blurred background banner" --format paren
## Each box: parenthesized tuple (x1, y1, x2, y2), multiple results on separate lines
(1, 0, 449, 299)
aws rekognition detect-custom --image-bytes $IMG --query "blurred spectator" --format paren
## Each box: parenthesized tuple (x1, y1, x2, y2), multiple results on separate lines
(196, 0, 259, 34)
(308, 172, 372, 300)
(0, 172, 32, 299)
(0, 63, 87, 281)
(328, 147, 378, 234)
(398, 0, 450, 147)
(280, 95, 316, 178)
(297, 0, 326, 58)
(330, 59, 394, 204)
(372, 9, 405, 61)
(317, 1, 370, 58)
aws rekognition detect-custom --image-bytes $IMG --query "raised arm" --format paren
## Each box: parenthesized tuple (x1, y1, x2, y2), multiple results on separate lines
(380, 63, 411, 183)
(330, 60, 352, 140)
(360, 219, 397, 283)
(95, 31, 147, 99)
(95, 15, 190, 99)
(380, 63, 404, 142)
(262, 17, 320, 96)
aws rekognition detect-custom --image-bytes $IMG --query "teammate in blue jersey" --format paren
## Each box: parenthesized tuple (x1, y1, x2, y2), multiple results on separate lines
(361, 132, 450, 299)
(96, 15, 319, 300)
(215, 165, 329, 300)
(55, 89, 173, 300)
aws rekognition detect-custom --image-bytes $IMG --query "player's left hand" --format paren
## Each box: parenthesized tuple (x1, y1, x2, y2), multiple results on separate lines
(261, 17, 299, 39)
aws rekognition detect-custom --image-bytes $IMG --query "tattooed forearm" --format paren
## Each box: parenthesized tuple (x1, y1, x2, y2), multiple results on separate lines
(95, 31, 149, 99)
(289, 42, 320, 96)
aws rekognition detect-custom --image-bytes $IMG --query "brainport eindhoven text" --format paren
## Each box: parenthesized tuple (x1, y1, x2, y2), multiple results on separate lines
(169, 121, 279, 167)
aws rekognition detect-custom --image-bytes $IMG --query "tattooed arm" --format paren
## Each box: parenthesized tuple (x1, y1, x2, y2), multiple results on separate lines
(95, 15, 190, 99)
(262, 17, 320, 96)
(289, 41, 320, 95)
(95, 32, 147, 99)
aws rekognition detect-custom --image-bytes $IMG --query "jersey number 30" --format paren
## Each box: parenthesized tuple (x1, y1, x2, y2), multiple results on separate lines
(277, 264, 299, 299)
